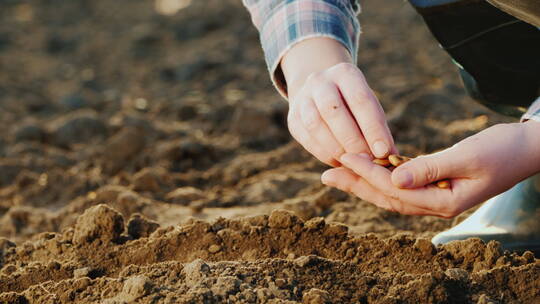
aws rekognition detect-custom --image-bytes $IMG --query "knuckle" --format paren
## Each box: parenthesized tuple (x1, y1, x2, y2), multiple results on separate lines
(287, 112, 299, 134)
(342, 136, 364, 150)
(315, 91, 342, 114)
(335, 62, 355, 72)
(306, 71, 326, 85)
(332, 62, 364, 80)
(387, 198, 403, 214)
(344, 176, 362, 194)
(419, 159, 439, 183)
(377, 199, 392, 212)
(302, 110, 321, 131)
(350, 91, 374, 108)
(361, 122, 383, 139)
(385, 191, 400, 203)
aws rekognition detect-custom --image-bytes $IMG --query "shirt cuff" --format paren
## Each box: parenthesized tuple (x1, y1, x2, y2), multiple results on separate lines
(258, 0, 361, 99)
(521, 97, 540, 123)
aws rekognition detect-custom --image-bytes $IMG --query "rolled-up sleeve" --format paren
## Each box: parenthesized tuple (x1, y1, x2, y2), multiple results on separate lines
(521, 97, 540, 123)
(242, 0, 361, 98)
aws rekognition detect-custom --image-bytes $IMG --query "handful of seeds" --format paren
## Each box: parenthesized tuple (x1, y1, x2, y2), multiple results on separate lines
(373, 154, 450, 189)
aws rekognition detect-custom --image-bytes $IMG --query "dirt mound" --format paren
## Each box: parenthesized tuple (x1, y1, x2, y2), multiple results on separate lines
(0, 0, 536, 303)
(1, 208, 537, 303)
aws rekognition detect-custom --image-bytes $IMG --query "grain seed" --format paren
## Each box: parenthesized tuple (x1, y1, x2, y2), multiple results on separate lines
(436, 180, 451, 189)
(388, 154, 410, 167)
(372, 158, 391, 167)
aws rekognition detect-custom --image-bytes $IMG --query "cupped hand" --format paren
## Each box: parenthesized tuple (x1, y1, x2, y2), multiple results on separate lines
(321, 122, 540, 218)
(287, 62, 396, 166)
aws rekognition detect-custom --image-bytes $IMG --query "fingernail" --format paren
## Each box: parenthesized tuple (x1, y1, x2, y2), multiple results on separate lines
(321, 171, 335, 186)
(394, 170, 413, 188)
(321, 177, 333, 186)
(373, 141, 389, 158)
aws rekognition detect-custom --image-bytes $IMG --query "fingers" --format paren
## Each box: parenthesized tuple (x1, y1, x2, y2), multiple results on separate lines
(338, 153, 455, 215)
(311, 82, 370, 154)
(299, 97, 344, 160)
(287, 108, 340, 167)
(332, 64, 395, 158)
(321, 167, 437, 215)
(287, 63, 397, 167)
(322, 167, 393, 210)
(390, 147, 466, 189)
(339, 153, 393, 190)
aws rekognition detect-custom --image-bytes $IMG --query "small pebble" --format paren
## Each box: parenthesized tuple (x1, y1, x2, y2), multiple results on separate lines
(522, 251, 535, 263)
(121, 275, 153, 302)
(183, 259, 211, 286)
(444, 268, 469, 282)
(414, 238, 435, 257)
(302, 288, 331, 304)
(268, 209, 299, 229)
(208, 244, 221, 254)
(73, 267, 91, 279)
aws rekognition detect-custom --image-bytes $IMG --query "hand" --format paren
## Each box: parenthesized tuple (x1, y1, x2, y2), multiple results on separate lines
(321, 121, 540, 218)
(282, 38, 396, 167)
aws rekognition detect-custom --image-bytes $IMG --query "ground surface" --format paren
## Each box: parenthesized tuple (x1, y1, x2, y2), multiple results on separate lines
(0, 0, 537, 303)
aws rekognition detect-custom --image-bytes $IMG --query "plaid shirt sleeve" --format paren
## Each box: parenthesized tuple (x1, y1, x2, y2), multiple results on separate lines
(242, 0, 361, 98)
(521, 97, 540, 123)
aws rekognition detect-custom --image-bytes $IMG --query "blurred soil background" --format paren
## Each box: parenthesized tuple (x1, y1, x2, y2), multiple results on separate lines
(0, 0, 537, 303)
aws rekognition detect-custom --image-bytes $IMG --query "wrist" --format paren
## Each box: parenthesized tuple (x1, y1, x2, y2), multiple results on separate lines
(281, 37, 352, 98)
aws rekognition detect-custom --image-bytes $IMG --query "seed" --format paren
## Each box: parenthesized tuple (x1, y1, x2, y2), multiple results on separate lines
(372, 158, 391, 167)
(436, 180, 450, 189)
(372, 153, 451, 189)
(388, 154, 410, 167)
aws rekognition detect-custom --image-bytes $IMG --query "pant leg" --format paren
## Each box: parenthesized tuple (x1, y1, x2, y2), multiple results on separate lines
(409, 0, 540, 118)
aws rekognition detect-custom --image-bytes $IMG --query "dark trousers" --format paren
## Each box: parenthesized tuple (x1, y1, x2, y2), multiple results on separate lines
(411, 0, 540, 117)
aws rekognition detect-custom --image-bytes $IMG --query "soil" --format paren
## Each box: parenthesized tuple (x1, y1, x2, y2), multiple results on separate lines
(0, 0, 537, 303)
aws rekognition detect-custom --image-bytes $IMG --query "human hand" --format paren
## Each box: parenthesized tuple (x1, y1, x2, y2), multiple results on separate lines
(282, 38, 396, 167)
(321, 121, 540, 218)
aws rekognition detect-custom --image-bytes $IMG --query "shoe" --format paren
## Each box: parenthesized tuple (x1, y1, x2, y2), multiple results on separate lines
(432, 173, 540, 255)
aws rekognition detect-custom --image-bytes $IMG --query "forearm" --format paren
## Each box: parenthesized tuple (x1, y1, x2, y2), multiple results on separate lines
(522, 120, 540, 173)
(281, 37, 353, 99)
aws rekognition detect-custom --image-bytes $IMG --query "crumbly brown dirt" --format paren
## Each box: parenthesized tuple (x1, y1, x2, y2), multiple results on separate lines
(0, 0, 537, 303)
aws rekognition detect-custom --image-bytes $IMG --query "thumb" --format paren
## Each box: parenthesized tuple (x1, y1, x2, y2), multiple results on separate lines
(391, 150, 460, 189)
